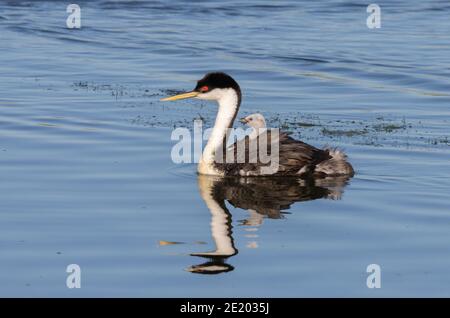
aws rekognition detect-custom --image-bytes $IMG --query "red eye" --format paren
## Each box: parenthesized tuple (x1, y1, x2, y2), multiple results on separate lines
(200, 86, 209, 92)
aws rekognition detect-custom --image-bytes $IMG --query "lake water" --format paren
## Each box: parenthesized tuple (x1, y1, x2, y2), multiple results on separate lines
(0, 0, 449, 297)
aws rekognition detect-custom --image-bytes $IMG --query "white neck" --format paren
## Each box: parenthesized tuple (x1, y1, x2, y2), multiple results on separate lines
(193, 176, 237, 256)
(198, 89, 239, 175)
(249, 128, 262, 139)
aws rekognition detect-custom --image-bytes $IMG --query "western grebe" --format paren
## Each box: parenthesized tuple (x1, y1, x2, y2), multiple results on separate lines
(240, 113, 266, 139)
(161, 72, 354, 177)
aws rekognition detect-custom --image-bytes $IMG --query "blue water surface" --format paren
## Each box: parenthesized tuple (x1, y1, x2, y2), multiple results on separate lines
(0, 0, 450, 297)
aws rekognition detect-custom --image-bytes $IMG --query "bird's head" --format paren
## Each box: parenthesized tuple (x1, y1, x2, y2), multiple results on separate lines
(239, 113, 266, 129)
(161, 72, 241, 106)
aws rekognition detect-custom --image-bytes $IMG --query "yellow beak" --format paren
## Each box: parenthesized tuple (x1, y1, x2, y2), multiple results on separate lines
(160, 91, 199, 101)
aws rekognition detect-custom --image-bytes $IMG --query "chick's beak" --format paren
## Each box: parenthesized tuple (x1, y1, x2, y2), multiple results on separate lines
(239, 117, 248, 124)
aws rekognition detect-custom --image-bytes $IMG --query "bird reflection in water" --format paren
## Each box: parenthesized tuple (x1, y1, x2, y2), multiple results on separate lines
(186, 174, 351, 274)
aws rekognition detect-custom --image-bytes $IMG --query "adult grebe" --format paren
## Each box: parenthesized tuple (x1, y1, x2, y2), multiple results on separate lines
(161, 72, 354, 177)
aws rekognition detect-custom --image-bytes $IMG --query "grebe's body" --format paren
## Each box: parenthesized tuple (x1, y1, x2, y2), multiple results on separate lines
(162, 72, 354, 177)
(240, 113, 354, 177)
